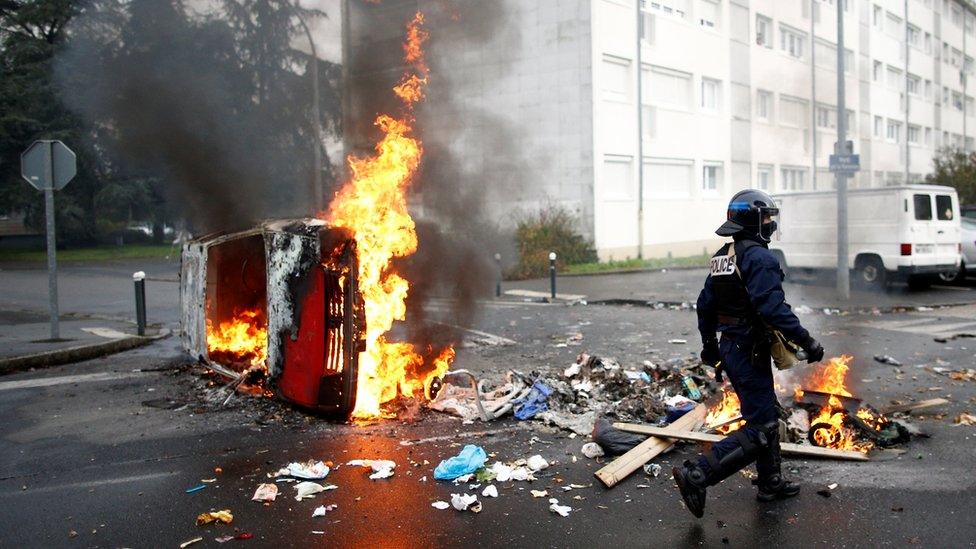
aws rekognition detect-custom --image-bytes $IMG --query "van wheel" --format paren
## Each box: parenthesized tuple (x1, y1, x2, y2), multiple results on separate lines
(854, 256, 886, 291)
(938, 263, 964, 285)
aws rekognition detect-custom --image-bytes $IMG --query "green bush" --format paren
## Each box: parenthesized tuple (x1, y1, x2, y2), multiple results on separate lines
(511, 204, 597, 279)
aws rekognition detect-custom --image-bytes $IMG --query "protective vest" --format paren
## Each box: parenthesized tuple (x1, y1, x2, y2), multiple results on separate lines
(708, 240, 762, 325)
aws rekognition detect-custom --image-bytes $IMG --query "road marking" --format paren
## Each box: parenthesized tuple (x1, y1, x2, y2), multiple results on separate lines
(400, 424, 534, 446)
(0, 371, 149, 392)
(505, 289, 587, 301)
(0, 472, 178, 496)
(852, 317, 976, 338)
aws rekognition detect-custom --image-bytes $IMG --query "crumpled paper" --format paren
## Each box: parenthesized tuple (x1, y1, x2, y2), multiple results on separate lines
(275, 460, 330, 480)
(548, 498, 571, 517)
(195, 510, 233, 526)
(252, 483, 278, 502)
(347, 459, 396, 479)
(294, 481, 337, 501)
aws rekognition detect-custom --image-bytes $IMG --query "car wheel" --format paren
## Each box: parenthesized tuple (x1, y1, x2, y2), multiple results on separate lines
(854, 257, 886, 291)
(938, 264, 964, 285)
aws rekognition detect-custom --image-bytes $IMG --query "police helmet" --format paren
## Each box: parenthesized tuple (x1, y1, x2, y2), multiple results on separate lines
(716, 189, 779, 242)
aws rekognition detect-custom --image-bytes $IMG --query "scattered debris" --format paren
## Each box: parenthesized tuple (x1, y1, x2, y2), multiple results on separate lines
(514, 381, 554, 420)
(489, 461, 535, 482)
(531, 490, 548, 498)
(548, 498, 571, 517)
(954, 412, 976, 425)
(643, 463, 661, 477)
(312, 504, 337, 517)
(667, 339, 687, 344)
(185, 484, 206, 494)
(434, 445, 487, 480)
(450, 493, 478, 512)
(431, 501, 450, 510)
(251, 483, 278, 503)
(581, 442, 605, 458)
(294, 482, 336, 501)
(348, 459, 396, 480)
(195, 510, 233, 526)
(481, 485, 498, 498)
(793, 305, 814, 314)
(180, 537, 203, 548)
(275, 460, 330, 480)
(873, 355, 902, 366)
(215, 533, 253, 543)
(526, 455, 549, 472)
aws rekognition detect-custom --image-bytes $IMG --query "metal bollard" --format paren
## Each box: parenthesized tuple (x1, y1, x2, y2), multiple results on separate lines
(133, 271, 147, 336)
(549, 252, 557, 300)
(494, 253, 502, 298)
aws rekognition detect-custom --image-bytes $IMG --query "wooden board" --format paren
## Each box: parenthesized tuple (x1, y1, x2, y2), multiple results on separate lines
(594, 404, 707, 488)
(880, 398, 949, 415)
(613, 423, 870, 461)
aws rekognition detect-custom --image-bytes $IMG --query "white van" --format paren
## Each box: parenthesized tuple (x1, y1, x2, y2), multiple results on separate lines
(769, 185, 962, 289)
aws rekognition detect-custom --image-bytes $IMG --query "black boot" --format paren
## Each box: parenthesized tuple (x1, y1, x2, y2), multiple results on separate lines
(672, 460, 708, 518)
(756, 473, 801, 501)
(755, 426, 800, 501)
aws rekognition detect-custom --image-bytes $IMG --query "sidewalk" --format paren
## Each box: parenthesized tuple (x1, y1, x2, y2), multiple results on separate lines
(502, 268, 976, 311)
(0, 310, 167, 372)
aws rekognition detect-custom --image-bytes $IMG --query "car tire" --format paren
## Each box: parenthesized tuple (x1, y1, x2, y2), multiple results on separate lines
(938, 264, 964, 285)
(854, 256, 886, 291)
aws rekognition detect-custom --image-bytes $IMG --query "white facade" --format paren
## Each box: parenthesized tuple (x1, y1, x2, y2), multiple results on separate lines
(347, 0, 976, 260)
(592, 0, 976, 259)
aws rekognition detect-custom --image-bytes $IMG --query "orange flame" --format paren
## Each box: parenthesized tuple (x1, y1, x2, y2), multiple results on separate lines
(797, 356, 875, 453)
(206, 309, 268, 371)
(324, 11, 453, 418)
(705, 386, 745, 434)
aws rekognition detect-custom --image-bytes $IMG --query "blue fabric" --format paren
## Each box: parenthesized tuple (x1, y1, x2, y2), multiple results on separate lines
(665, 401, 697, 423)
(697, 239, 809, 345)
(433, 444, 488, 480)
(697, 337, 778, 478)
(513, 380, 553, 420)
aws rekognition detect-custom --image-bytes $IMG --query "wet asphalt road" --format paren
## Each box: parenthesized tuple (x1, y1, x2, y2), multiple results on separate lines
(1, 296, 975, 547)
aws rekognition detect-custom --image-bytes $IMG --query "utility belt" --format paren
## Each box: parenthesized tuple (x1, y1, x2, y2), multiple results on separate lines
(719, 316, 802, 370)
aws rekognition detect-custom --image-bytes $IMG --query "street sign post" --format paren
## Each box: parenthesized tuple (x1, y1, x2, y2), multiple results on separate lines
(20, 140, 77, 340)
(829, 153, 860, 175)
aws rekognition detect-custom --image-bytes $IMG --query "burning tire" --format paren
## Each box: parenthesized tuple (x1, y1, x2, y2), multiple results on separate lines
(808, 422, 843, 448)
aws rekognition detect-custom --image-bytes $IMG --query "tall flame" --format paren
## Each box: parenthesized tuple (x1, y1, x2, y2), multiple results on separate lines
(325, 12, 452, 418)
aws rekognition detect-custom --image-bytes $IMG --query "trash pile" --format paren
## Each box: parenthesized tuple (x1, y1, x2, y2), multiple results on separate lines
(431, 351, 722, 437)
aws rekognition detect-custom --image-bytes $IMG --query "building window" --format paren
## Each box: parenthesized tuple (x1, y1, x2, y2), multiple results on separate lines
(952, 6, 963, 28)
(756, 14, 772, 48)
(779, 96, 808, 128)
(816, 105, 833, 128)
(908, 124, 921, 144)
(699, 0, 718, 29)
(886, 65, 902, 88)
(757, 90, 772, 120)
(925, 127, 932, 145)
(647, 157, 694, 197)
(780, 26, 805, 59)
(873, 60, 882, 81)
(925, 79, 933, 99)
(601, 56, 631, 102)
(907, 74, 921, 95)
(943, 86, 949, 104)
(648, 65, 693, 110)
(887, 119, 901, 142)
(907, 25, 920, 48)
(701, 77, 720, 111)
(872, 5, 882, 27)
(781, 167, 807, 191)
(757, 165, 773, 190)
(953, 91, 964, 111)
(702, 162, 723, 192)
(924, 32, 933, 55)
(885, 12, 902, 38)
(874, 115, 883, 137)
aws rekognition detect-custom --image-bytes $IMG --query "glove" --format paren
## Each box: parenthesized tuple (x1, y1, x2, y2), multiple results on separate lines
(700, 339, 720, 367)
(800, 336, 824, 363)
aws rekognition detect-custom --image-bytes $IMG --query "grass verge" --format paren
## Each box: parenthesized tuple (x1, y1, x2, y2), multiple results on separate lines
(0, 244, 179, 263)
(562, 254, 710, 275)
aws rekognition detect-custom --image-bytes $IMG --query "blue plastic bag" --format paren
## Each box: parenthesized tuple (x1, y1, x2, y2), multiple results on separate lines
(433, 444, 488, 480)
(513, 380, 553, 420)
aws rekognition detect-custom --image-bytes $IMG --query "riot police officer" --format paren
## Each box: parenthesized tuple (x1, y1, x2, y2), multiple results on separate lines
(672, 189, 825, 518)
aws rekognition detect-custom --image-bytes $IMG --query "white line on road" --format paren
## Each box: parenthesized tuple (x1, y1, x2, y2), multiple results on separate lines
(0, 371, 150, 392)
(0, 471, 178, 496)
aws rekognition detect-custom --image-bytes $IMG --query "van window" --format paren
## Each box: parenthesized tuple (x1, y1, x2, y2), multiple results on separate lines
(936, 195, 954, 220)
(913, 194, 932, 220)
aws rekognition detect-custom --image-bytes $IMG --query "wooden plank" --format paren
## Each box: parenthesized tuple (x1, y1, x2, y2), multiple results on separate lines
(880, 398, 949, 415)
(594, 404, 707, 488)
(613, 423, 870, 462)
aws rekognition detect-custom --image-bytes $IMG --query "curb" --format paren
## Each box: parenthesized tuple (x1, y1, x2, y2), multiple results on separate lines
(0, 329, 171, 374)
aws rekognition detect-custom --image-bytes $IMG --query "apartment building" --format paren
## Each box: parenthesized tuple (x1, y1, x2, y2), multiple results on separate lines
(343, 0, 976, 260)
